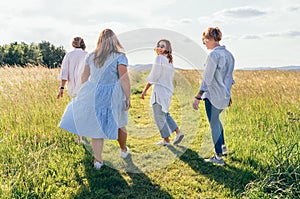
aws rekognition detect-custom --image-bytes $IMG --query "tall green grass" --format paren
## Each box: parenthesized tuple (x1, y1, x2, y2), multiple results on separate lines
(0, 66, 299, 198)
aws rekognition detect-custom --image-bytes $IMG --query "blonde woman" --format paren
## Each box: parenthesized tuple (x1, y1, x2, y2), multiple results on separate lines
(142, 39, 184, 146)
(60, 29, 131, 169)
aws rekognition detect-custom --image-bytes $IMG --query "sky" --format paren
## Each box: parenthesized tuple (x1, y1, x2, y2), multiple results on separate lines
(1, 0, 300, 69)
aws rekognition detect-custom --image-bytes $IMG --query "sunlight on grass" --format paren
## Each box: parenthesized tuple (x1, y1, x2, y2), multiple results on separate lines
(0, 66, 299, 198)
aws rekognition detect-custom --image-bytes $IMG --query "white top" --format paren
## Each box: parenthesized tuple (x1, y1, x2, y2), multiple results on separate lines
(200, 45, 235, 109)
(59, 48, 88, 98)
(146, 55, 174, 113)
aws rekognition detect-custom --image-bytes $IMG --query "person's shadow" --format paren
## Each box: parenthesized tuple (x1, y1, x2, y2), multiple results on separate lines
(167, 145, 258, 196)
(73, 149, 172, 199)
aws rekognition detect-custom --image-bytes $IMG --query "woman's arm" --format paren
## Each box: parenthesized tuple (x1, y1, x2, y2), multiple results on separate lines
(118, 64, 131, 110)
(202, 53, 218, 87)
(141, 83, 152, 99)
(81, 65, 90, 84)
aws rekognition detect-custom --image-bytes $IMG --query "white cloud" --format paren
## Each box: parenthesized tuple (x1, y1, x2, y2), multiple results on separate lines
(239, 30, 300, 40)
(180, 18, 193, 24)
(264, 30, 300, 38)
(198, 6, 267, 24)
(220, 6, 267, 18)
(166, 18, 193, 26)
(240, 35, 261, 40)
(286, 5, 300, 12)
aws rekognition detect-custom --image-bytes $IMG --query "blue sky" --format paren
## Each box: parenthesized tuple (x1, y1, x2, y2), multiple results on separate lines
(1, 0, 300, 69)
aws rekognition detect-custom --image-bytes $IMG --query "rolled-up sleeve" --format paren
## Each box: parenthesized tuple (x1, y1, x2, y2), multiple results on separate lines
(202, 52, 218, 87)
(146, 56, 162, 84)
(59, 54, 69, 80)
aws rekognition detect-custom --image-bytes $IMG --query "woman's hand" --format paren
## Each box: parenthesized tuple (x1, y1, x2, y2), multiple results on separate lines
(141, 90, 146, 100)
(192, 99, 200, 110)
(141, 83, 151, 100)
(228, 97, 232, 107)
(125, 99, 131, 110)
(57, 88, 64, 99)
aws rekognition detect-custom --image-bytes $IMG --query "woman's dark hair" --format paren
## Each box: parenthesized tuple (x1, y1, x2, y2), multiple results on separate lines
(156, 39, 173, 63)
(72, 37, 86, 50)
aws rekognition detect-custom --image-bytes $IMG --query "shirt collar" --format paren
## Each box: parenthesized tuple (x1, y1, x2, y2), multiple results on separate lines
(213, 45, 225, 50)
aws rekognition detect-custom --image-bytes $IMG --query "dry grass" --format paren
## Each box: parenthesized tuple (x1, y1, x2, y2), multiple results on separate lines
(0, 66, 299, 199)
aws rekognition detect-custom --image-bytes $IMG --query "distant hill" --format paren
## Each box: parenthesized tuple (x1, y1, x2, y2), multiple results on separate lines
(128, 64, 152, 71)
(238, 65, 300, 71)
(128, 64, 199, 71)
(129, 64, 300, 71)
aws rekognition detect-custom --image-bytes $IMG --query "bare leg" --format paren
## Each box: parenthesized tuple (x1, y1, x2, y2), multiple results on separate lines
(164, 137, 170, 142)
(118, 127, 127, 152)
(92, 138, 104, 163)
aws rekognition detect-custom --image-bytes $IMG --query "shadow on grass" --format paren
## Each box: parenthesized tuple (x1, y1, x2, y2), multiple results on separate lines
(168, 145, 258, 196)
(73, 148, 172, 199)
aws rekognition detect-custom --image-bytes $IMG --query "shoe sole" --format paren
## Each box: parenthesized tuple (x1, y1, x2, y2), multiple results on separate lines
(173, 134, 184, 145)
(204, 159, 225, 166)
(155, 143, 171, 146)
(204, 161, 225, 166)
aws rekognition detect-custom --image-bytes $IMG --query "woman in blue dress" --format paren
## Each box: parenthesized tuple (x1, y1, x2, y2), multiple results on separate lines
(59, 29, 131, 169)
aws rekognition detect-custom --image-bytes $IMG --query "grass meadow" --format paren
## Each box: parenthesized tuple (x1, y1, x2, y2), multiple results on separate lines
(0, 66, 299, 199)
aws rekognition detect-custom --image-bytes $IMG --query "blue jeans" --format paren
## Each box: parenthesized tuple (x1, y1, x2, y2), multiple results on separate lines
(152, 103, 178, 138)
(204, 99, 225, 155)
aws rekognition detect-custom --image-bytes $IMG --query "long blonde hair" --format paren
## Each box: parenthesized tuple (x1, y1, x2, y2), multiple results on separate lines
(94, 29, 124, 67)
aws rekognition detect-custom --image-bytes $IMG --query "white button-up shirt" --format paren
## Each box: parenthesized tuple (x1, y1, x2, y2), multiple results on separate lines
(59, 48, 88, 98)
(200, 45, 235, 109)
(147, 55, 174, 113)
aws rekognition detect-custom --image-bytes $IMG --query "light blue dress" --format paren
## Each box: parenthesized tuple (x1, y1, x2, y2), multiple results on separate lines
(59, 52, 128, 140)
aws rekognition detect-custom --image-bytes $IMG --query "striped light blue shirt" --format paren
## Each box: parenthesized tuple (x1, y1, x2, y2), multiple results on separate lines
(200, 45, 235, 109)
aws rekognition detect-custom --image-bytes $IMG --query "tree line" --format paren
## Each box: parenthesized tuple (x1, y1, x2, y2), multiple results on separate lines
(0, 41, 66, 68)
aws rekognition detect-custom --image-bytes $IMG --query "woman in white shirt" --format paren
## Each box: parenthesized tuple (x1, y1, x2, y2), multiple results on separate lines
(142, 39, 184, 146)
(57, 37, 88, 144)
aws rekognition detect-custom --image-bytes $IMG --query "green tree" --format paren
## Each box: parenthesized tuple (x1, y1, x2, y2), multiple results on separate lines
(24, 43, 43, 65)
(39, 41, 65, 68)
(0, 46, 4, 65)
(3, 42, 24, 66)
(0, 41, 65, 67)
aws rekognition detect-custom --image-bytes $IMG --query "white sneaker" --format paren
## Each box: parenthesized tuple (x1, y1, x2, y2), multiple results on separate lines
(75, 137, 86, 145)
(173, 132, 184, 145)
(120, 146, 130, 159)
(94, 161, 104, 170)
(155, 140, 171, 146)
(204, 155, 225, 166)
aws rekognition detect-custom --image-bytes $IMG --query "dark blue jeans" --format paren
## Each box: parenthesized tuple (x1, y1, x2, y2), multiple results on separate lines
(204, 99, 225, 155)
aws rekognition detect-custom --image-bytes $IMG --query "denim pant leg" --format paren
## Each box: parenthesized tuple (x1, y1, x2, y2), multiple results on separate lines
(205, 99, 224, 155)
(220, 123, 225, 145)
(152, 103, 178, 138)
(166, 113, 178, 132)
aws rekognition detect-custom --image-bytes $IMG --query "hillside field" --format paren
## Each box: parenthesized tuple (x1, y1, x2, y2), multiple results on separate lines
(0, 66, 299, 198)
